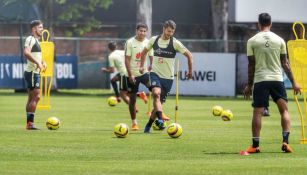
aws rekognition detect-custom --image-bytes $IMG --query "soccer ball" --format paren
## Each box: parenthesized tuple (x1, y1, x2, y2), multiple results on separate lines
(114, 123, 129, 138)
(167, 123, 183, 138)
(107, 96, 118, 106)
(46, 117, 60, 130)
(152, 120, 167, 130)
(212, 105, 223, 116)
(221, 109, 234, 121)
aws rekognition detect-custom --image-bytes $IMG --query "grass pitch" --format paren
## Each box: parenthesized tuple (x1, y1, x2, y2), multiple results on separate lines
(1, 89, 307, 175)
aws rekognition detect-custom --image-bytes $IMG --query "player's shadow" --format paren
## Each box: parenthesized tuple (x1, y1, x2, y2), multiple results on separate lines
(202, 151, 238, 155)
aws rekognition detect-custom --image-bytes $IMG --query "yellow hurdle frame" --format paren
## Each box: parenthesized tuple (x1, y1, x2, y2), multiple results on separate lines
(287, 21, 307, 144)
(37, 30, 54, 110)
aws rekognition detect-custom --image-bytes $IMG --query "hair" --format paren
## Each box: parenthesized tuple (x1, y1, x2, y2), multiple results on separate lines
(30, 20, 43, 29)
(136, 23, 148, 30)
(108, 41, 117, 51)
(163, 20, 176, 29)
(258, 13, 271, 27)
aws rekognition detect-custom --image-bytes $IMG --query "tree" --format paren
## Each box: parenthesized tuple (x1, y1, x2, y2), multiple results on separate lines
(2, 0, 113, 36)
(136, 0, 152, 37)
(211, 0, 228, 52)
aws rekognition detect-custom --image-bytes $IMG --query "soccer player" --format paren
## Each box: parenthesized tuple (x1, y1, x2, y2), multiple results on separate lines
(124, 23, 153, 130)
(140, 20, 193, 133)
(243, 13, 301, 153)
(101, 42, 129, 104)
(24, 20, 46, 130)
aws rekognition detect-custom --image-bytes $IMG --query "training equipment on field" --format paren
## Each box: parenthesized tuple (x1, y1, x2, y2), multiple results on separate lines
(212, 105, 223, 116)
(152, 120, 167, 130)
(175, 59, 180, 123)
(37, 30, 54, 110)
(167, 123, 182, 138)
(46, 117, 60, 130)
(287, 21, 307, 144)
(107, 96, 118, 106)
(221, 109, 233, 121)
(114, 123, 129, 138)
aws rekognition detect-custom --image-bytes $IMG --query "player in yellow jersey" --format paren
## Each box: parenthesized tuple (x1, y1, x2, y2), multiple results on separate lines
(140, 20, 193, 133)
(101, 42, 130, 104)
(24, 20, 47, 130)
(124, 23, 153, 130)
(243, 13, 301, 153)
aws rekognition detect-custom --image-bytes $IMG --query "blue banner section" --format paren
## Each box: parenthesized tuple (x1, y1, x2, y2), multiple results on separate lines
(0, 55, 78, 88)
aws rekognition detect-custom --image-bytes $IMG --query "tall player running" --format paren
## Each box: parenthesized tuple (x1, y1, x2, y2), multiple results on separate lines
(140, 20, 193, 133)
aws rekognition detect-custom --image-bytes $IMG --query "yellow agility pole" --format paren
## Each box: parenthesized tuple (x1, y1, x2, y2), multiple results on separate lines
(287, 21, 307, 144)
(175, 59, 179, 123)
(37, 29, 54, 110)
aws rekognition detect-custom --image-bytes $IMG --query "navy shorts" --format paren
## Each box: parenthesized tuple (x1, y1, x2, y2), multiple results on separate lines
(121, 73, 150, 93)
(252, 81, 287, 108)
(119, 75, 129, 91)
(24, 71, 40, 90)
(149, 72, 173, 103)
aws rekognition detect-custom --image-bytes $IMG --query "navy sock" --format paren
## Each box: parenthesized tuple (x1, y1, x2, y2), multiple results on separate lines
(252, 137, 260, 148)
(156, 111, 162, 120)
(27, 113, 34, 123)
(282, 131, 290, 144)
(111, 81, 119, 97)
(145, 118, 155, 128)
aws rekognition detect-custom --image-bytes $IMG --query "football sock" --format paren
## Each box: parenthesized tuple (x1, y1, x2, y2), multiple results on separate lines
(156, 111, 162, 120)
(282, 131, 290, 144)
(132, 119, 137, 125)
(252, 137, 260, 148)
(111, 81, 119, 97)
(27, 112, 34, 123)
(145, 118, 155, 128)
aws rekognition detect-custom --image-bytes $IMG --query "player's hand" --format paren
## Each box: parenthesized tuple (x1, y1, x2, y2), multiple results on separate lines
(185, 71, 192, 80)
(243, 85, 252, 100)
(139, 67, 145, 74)
(129, 75, 136, 84)
(42, 61, 47, 73)
(37, 62, 43, 72)
(101, 67, 107, 72)
(147, 65, 152, 72)
(293, 82, 301, 95)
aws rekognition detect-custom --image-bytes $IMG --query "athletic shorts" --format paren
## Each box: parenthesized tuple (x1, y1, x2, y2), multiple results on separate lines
(252, 81, 287, 108)
(24, 71, 40, 90)
(120, 73, 150, 93)
(149, 72, 173, 103)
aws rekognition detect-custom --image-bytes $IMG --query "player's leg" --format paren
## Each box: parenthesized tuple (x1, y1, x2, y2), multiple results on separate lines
(119, 75, 130, 105)
(271, 81, 292, 153)
(124, 75, 139, 130)
(111, 73, 121, 102)
(246, 82, 269, 153)
(24, 71, 40, 130)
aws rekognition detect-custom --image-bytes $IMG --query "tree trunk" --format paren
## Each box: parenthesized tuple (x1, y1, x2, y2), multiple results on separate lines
(136, 0, 152, 37)
(211, 0, 228, 52)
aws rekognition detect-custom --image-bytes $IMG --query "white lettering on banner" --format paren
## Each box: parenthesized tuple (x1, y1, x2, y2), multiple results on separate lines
(56, 63, 75, 79)
(0, 63, 3, 79)
(170, 52, 236, 96)
(12, 63, 24, 78)
(5, 63, 10, 77)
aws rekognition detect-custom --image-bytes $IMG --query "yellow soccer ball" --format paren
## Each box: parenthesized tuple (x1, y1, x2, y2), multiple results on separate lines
(46, 117, 60, 130)
(221, 109, 234, 121)
(152, 120, 167, 130)
(167, 123, 183, 138)
(212, 105, 223, 116)
(107, 96, 118, 106)
(114, 123, 129, 138)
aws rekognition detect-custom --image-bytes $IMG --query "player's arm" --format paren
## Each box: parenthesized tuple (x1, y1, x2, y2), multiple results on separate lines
(148, 55, 153, 71)
(243, 55, 255, 99)
(140, 47, 149, 74)
(101, 67, 115, 73)
(124, 41, 135, 83)
(280, 54, 301, 95)
(183, 50, 193, 79)
(24, 46, 43, 71)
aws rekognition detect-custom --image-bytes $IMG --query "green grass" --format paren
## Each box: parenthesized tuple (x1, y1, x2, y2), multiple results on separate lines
(1, 89, 307, 175)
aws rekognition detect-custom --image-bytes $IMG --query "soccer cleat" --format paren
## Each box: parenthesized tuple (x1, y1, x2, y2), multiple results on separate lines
(263, 109, 270, 117)
(162, 113, 170, 121)
(26, 122, 39, 130)
(131, 124, 139, 131)
(116, 97, 121, 103)
(246, 145, 260, 153)
(138, 91, 148, 104)
(144, 126, 151, 133)
(154, 119, 166, 130)
(281, 143, 293, 153)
